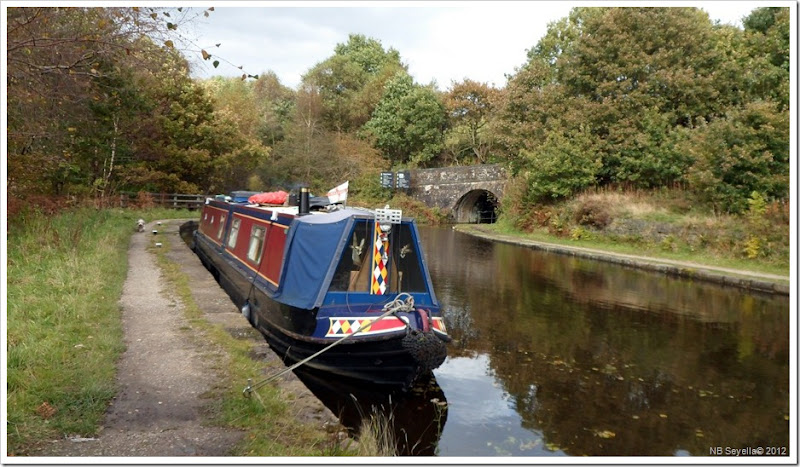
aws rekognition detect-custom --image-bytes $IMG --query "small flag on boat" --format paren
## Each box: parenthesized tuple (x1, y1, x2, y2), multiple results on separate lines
(326, 181, 349, 204)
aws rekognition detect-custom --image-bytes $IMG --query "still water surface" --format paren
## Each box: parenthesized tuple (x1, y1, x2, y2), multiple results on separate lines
(184, 217, 790, 456)
(420, 226, 789, 457)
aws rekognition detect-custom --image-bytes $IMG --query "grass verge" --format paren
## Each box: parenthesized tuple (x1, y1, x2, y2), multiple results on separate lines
(6, 207, 196, 455)
(497, 188, 790, 279)
(481, 220, 789, 280)
(149, 230, 348, 456)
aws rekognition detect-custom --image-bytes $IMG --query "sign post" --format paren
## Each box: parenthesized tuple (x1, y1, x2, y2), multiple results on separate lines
(395, 171, 410, 192)
(380, 172, 395, 189)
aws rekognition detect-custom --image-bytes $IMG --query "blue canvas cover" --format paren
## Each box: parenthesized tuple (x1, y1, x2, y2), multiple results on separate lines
(273, 209, 361, 309)
(230, 190, 260, 203)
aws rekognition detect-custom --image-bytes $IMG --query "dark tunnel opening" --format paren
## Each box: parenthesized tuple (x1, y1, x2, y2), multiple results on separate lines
(454, 190, 498, 224)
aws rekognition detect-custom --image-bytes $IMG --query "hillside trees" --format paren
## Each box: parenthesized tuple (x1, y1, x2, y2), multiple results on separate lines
(363, 72, 446, 167)
(129, 53, 268, 193)
(303, 34, 406, 133)
(682, 7, 791, 213)
(682, 99, 789, 215)
(247, 34, 412, 195)
(251, 71, 296, 147)
(8, 7, 189, 196)
(7, 6, 264, 199)
(260, 82, 386, 196)
(442, 79, 501, 165)
(8, 7, 788, 214)
(499, 6, 790, 213)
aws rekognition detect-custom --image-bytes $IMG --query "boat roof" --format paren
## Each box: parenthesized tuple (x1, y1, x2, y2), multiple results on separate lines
(210, 200, 422, 309)
(236, 203, 382, 223)
(272, 207, 418, 310)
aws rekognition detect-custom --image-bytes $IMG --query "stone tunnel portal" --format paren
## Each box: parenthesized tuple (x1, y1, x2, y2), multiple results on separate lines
(453, 190, 498, 224)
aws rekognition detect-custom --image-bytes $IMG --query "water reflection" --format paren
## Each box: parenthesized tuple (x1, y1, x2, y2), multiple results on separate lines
(421, 226, 789, 457)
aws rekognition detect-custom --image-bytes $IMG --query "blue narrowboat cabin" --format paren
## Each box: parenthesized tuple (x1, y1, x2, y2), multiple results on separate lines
(193, 193, 449, 388)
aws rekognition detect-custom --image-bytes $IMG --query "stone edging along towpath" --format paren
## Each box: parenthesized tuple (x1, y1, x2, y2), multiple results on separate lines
(454, 224, 790, 296)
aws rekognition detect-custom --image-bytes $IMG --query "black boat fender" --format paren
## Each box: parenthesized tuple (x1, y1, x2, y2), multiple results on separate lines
(402, 315, 448, 375)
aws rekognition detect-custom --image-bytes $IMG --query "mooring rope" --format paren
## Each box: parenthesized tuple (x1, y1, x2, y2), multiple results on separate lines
(243, 293, 415, 398)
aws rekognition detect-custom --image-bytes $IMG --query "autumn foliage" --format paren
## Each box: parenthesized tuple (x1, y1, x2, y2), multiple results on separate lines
(6, 7, 790, 217)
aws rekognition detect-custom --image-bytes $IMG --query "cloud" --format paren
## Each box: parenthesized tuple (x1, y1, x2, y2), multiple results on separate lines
(189, 2, 755, 90)
(190, 4, 577, 89)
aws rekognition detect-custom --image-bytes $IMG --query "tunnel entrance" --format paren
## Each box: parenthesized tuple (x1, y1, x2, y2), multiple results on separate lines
(453, 190, 498, 224)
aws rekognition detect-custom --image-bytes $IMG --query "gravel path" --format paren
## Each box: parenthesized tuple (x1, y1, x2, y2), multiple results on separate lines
(31, 219, 341, 458)
(33, 220, 245, 457)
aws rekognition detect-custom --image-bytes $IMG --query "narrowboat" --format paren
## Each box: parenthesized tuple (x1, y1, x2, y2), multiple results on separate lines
(193, 190, 449, 388)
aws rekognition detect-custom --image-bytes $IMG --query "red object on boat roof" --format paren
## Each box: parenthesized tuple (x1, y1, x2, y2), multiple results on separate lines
(248, 190, 288, 205)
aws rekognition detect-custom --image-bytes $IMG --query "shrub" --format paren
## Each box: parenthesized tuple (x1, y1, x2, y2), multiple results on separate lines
(570, 226, 593, 240)
(743, 235, 762, 259)
(683, 101, 789, 214)
(574, 198, 613, 229)
(518, 130, 600, 204)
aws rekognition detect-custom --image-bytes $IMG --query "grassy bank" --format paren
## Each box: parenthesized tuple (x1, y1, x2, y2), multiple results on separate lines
(150, 234, 347, 456)
(496, 188, 790, 278)
(5, 207, 195, 455)
(6, 205, 394, 456)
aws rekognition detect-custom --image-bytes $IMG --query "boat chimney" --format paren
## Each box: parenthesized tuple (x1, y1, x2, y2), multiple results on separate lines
(298, 187, 310, 216)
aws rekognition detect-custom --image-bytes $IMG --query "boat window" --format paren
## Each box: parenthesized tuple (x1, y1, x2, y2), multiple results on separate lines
(330, 221, 374, 292)
(247, 225, 266, 264)
(329, 221, 428, 293)
(390, 224, 427, 293)
(217, 215, 226, 240)
(228, 218, 240, 249)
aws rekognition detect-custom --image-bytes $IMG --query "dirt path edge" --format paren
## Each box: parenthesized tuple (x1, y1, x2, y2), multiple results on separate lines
(30, 219, 340, 458)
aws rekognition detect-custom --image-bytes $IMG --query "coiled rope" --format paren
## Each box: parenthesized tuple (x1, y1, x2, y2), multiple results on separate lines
(243, 293, 415, 398)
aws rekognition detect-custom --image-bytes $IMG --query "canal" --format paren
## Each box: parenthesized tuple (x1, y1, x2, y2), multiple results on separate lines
(187, 217, 789, 457)
(418, 225, 790, 457)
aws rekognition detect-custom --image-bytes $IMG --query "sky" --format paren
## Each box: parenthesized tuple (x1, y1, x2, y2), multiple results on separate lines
(183, 1, 766, 91)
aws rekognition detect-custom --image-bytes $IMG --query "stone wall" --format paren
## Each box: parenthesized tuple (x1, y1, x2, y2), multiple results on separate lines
(407, 164, 507, 212)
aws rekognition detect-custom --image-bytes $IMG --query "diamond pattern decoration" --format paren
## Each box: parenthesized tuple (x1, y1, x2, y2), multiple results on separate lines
(326, 318, 373, 336)
(371, 223, 388, 295)
(326, 317, 407, 337)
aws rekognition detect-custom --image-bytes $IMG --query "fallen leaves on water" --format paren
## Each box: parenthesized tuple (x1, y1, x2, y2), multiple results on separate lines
(545, 442, 561, 451)
(519, 439, 541, 451)
(429, 397, 447, 407)
(594, 429, 616, 439)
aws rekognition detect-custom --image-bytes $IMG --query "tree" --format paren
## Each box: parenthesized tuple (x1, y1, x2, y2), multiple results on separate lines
(6, 6, 214, 197)
(500, 7, 746, 190)
(363, 72, 446, 167)
(251, 71, 295, 147)
(260, 83, 328, 189)
(443, 80, 500, 165)
(303, 34, 406, 132)
(262, 80, 387, 194)
(741, 7, 790, 110)
(518, 129, 601, 204)
(66, 60, 149, 201)
(123, 50, 268, 193)
(683, 101, 789, 214)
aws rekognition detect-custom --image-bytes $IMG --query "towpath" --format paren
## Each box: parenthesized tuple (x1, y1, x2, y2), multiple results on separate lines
(32, 219, 338, 457)
(456, 224, 790, 295)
